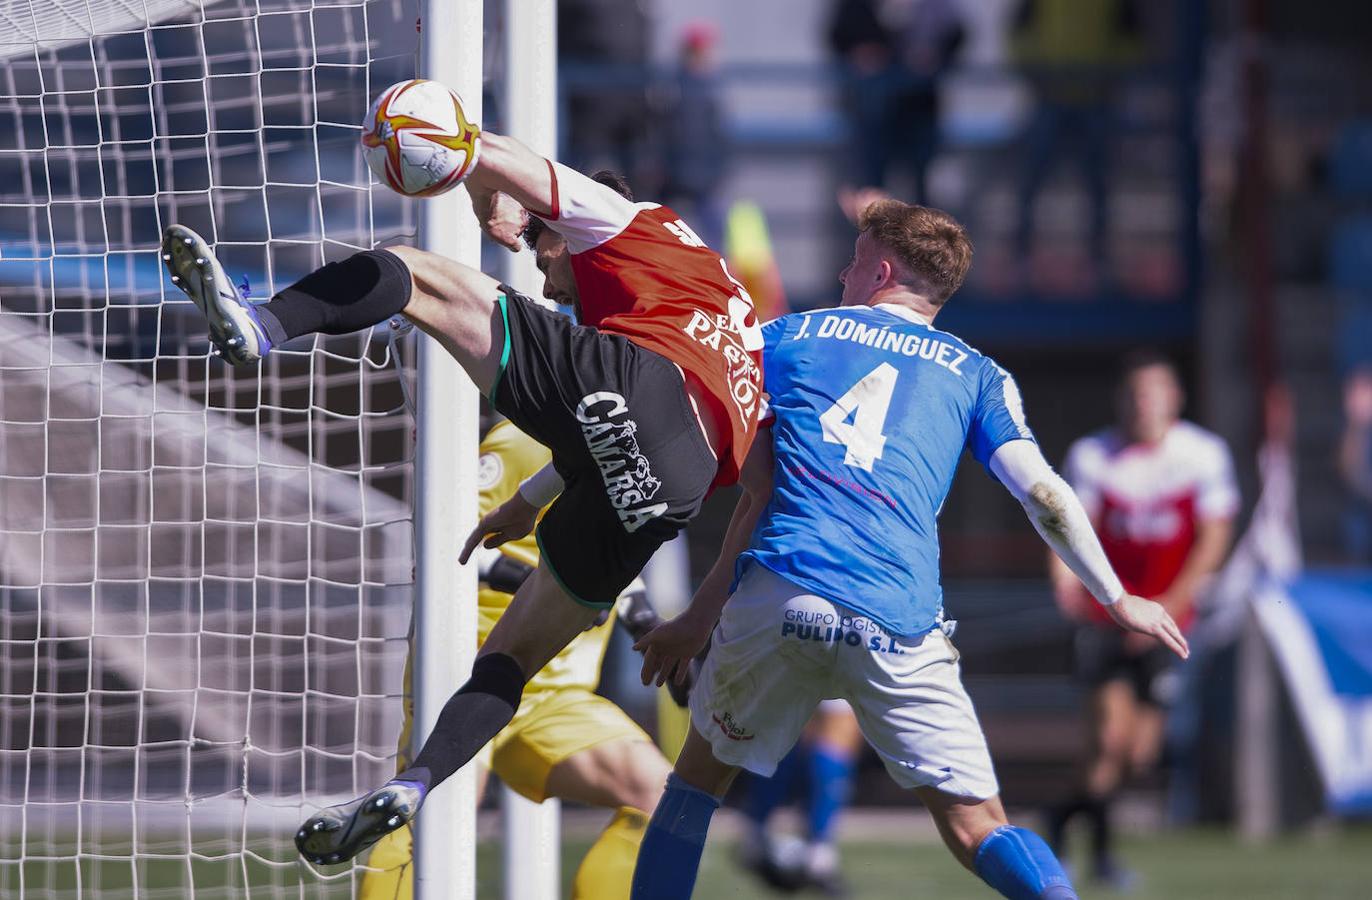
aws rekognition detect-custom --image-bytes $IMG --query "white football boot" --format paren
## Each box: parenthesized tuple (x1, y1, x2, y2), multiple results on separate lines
(295, 780, 425, 867)
(162, 224, 274, 365)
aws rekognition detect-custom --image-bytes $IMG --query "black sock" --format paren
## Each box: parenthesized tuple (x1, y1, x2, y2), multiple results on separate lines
(259, 248, 412, 342)
(1086, 794, 1114, 869)
(393, 653, 526, 793)
(1047, 795, 1088, 854)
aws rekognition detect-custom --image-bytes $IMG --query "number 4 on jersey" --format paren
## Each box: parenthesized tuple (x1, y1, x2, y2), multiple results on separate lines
(819, 362, 898, 471)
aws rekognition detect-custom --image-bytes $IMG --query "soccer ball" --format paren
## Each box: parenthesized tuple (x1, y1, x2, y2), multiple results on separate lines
(361, 79, 481, 197)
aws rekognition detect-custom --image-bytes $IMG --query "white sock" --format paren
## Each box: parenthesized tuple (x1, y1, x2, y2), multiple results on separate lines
(807, 840, 839, 876)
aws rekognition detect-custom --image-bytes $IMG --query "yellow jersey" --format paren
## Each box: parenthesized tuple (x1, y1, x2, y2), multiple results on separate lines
(476, 420, 615, 693)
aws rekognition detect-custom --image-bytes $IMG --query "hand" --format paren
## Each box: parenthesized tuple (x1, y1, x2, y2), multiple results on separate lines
(475, 189, 529, 252)
(616, 583, 695, 706)
(1127, 589, 1188, 654)
(634, 610, 714, 688)
(459, 492, 538, 565)
(1104, 594, 1189, 660)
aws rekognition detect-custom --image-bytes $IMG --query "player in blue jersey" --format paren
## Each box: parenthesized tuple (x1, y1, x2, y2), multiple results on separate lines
(628, 200, 1188, 900)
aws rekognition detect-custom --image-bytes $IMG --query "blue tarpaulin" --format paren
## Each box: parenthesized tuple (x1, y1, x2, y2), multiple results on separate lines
(1258, 569, 1372, 815)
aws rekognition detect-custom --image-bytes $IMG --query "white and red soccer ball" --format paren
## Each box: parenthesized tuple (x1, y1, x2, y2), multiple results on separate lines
(361, 79, 481, 197)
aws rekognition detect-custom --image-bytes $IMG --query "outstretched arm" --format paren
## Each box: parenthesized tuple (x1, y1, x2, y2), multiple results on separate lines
(459, 462, 564, 564)
(468, 133, 642, 252)
(637, 434, 776, 685)
(992, 440, 1123, 606)
(990, 439, 1189, 659)
(465, 133, 555, 249)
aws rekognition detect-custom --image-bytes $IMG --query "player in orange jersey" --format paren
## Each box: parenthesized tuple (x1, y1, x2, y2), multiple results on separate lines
(164, 96, 762, 866)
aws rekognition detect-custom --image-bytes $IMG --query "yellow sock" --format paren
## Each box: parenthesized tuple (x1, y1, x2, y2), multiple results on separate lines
(571, 806, 650, 900)
(357, 823, 413, 900)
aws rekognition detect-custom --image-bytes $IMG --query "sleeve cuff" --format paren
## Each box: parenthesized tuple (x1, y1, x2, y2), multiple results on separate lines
(518, 464, 564, 507)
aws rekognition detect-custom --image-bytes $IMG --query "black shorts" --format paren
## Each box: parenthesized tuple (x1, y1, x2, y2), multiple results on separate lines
(489, 286, 717, 607)
(1073, 625, 1179, 707)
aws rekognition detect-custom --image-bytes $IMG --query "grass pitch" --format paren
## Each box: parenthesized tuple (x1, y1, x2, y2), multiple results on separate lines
(500, 827, 1371, 900)
(7, 824, 1367, 897)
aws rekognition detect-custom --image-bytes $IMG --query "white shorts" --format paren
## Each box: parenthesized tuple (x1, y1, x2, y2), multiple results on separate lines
(690, 564, 999, 800)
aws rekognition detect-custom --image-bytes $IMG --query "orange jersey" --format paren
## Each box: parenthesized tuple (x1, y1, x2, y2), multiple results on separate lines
(544, 162, 764, 485)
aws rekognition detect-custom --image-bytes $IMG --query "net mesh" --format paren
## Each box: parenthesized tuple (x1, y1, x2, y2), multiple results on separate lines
(0, 0, 425, 895)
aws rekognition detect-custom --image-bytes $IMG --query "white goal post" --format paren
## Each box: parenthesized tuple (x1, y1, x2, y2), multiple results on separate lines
(0, 0, 506, 897)
(495, 1, 560, 899)
(411, 0, 479, 897)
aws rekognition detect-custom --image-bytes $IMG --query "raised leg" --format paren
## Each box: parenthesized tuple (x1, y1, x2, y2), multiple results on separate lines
(296, 562, 600, 866)
(386, 244, 505, 396)
(260, 243, 507, 398)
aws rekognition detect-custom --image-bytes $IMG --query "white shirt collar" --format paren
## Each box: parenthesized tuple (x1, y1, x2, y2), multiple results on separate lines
(874, 303, 930, 326)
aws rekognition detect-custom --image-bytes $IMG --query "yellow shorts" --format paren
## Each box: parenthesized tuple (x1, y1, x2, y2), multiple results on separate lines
(480, 686, 651, 802)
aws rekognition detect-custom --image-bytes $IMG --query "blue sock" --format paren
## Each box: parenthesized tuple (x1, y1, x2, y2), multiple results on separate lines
(745, 748, 801, 835)
(973, 825, 1078, 900)
(806, 743, 855, 844)
(630, 773, 721, 900)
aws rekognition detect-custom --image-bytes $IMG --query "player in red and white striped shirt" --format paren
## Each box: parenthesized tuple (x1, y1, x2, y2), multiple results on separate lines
(1047, 350, 1237, 887)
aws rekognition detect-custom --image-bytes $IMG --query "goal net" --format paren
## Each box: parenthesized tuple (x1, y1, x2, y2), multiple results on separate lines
(0, 0, 429, 895)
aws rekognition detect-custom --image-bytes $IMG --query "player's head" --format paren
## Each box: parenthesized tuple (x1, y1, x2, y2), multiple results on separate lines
(839, 200, 972, 313)
(679, 21, 718, 71)
(523, 170, 634, 316)
(1118, 348, 1184, 443)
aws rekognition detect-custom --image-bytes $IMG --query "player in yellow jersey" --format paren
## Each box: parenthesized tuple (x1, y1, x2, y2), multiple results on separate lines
(360, 418, 675, 900)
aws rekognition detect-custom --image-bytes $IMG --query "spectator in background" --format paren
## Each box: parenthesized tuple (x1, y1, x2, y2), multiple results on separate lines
(1011, 0, 1142, 286)
(886, 0, 965, 205)
(653, 21, 730, 250)
(560, 0, 653, 182)
(1338, 367, 1372, 561)
(827, 0, 964, 203)
(827, 0, 897, 191)
(1047, 350, 1237, 889)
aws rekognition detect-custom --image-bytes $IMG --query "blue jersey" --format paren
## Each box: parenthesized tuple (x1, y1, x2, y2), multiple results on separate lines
(738, 304, 1035, 637)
